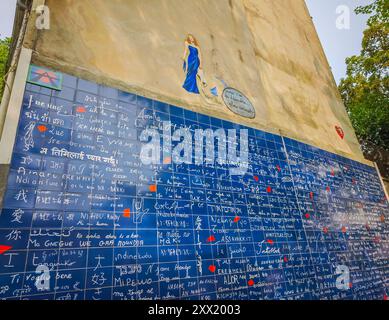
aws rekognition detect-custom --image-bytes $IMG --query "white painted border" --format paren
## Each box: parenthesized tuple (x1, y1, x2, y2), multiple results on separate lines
(0, 47, 32, 164)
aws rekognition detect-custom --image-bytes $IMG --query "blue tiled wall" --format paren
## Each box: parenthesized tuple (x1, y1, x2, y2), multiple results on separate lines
(0, 67, 387, 300)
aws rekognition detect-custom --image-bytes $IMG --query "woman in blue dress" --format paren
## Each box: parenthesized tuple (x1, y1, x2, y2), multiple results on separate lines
(182, 34, 206, 94)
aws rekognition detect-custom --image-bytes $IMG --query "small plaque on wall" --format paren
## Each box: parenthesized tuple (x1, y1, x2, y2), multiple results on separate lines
(222, 87, 256, 119)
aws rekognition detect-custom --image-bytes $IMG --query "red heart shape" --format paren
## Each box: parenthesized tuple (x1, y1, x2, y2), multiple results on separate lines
(37, 125, 47, 132)
(207, 235, 216, 243)
(305, 213, 310, 219)
(208, 265, 216, 273)
(266, 239, 274, 245)
(253, 175, 259, 182)
(335, 125, 344, 139)
(0, 245, 12, 255)
(149, 185, 157, 193)
(233, 216, 240, 223)
(123, 208, 131, 218)
(76, 106, 87, 113)
(163, 157, 172, 164)
(248, 279, 254, 286)
(266, 186, 272, 193)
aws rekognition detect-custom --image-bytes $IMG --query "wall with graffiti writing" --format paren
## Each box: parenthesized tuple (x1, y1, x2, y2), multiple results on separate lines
(0, 66, 387, 300)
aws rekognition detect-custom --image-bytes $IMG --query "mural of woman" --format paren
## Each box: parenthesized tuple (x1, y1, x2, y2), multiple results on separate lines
(182, 34, 206, 94)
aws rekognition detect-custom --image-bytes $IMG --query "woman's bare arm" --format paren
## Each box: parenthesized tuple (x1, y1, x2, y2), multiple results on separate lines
(182, 42, 189, 61)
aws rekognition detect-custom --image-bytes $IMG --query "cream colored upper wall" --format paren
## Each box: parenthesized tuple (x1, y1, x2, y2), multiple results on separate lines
(29, 0, 367, 163)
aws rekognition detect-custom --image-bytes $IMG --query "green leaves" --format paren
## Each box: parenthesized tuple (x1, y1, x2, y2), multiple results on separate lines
(0, 37, 12, 102)
(355, 0, 389, 24)
(338, 0, 389, 152)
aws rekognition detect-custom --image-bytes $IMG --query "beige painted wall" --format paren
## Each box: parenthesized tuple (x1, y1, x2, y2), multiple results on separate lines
(29, 0, 369, 164)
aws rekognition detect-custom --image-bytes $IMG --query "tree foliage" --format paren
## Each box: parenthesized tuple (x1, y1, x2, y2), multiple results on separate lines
(0, 37, 12, 102)
(338, 0, 389, 152)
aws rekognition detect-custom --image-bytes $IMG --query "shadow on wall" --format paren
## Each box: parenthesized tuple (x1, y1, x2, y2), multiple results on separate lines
(0, 165, 10, 208)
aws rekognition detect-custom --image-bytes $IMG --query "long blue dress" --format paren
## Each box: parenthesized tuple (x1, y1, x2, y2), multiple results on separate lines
(183, 45, 200, 94)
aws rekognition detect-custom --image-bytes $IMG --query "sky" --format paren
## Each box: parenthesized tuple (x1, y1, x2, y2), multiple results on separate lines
(0, 0, 371, 84)
(305, 0, 371, 83)
(0, 0, 16, 39)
